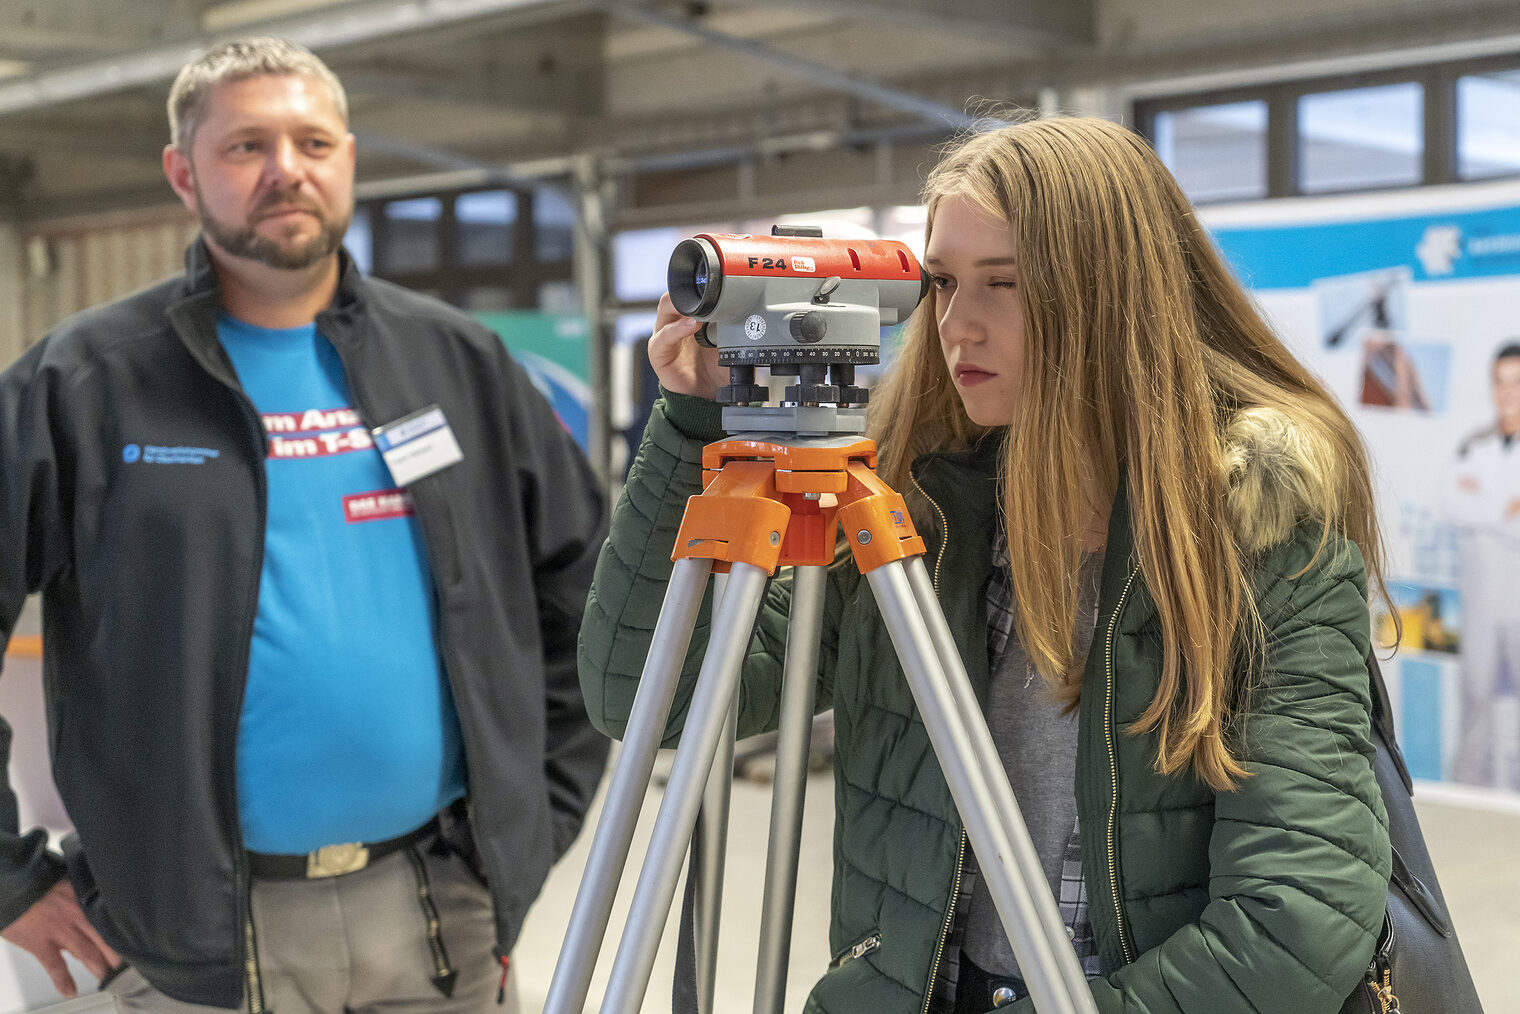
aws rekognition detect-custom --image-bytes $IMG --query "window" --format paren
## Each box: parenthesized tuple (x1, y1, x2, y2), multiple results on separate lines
(344, 207, 372, 274)
(380, 197, 442, 274)
(1139, 58, 1520, 201)
(535, 188, 577, 262)
(360, 185, 576, 313)
(1298, 82, 1423, 193)
(1152, 101, 1269, 203)
(456, 191, 517, 266)
(1457, 69, 1520, 180)
(612, 227, 683, 302)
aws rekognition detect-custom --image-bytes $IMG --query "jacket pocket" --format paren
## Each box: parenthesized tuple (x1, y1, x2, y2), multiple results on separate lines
(828, 931, 882, 969)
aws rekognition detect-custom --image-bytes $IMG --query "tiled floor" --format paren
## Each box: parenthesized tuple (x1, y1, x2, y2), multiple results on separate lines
(511, 757, 1520, 1014)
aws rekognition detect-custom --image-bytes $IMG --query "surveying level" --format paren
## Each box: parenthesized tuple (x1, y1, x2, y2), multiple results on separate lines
(543, 229, 1098, 1014)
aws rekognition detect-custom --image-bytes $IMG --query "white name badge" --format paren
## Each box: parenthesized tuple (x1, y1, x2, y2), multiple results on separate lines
(373, 405, 463, 487)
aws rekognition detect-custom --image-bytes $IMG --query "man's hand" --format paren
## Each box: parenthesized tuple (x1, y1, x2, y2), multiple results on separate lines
(1, 880, 121, 998)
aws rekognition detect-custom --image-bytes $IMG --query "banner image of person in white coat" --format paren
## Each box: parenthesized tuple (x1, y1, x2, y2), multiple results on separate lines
(1449, 341, 1520, 789)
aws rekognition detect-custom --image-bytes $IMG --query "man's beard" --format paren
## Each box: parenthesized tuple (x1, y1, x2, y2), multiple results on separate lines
(197, 184, 351, 270)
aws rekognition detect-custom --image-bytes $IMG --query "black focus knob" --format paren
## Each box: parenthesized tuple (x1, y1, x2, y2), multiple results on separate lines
(788, 311, 827, 344)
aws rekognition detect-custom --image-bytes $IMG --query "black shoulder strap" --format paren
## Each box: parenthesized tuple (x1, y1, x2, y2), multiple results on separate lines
(1366, 651, 1414, 796)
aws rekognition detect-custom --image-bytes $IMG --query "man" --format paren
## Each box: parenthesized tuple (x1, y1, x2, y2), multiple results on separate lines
(1449, 341, 1520, 789)
(0, 37, 609, 1011)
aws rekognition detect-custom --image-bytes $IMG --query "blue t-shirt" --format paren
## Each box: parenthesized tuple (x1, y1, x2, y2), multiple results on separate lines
(219, 314, 466, 854)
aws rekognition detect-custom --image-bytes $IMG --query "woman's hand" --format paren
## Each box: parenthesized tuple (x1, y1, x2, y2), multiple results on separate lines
(648, 292, 726, 400)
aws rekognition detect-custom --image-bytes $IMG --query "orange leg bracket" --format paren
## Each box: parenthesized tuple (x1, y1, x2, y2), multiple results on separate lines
(837, 461, 926, 573)
(671, 438, 926, 575)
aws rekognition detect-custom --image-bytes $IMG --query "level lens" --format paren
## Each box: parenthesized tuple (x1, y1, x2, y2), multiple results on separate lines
(668, 238, 722, 317)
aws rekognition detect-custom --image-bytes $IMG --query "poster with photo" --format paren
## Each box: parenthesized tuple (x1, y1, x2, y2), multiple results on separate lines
(1205, 180, 1520, 798)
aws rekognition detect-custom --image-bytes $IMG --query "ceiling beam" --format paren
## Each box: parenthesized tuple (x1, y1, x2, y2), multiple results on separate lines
(0, 26, 123, 56)
(600, 0, 988, 129)
(337, 11, 604, 116)
(0, 0, 577, 117)
(0, 121, 165, 160)
(760, 0, 1092, 46)
(353, 129, 518, 178)
(0, 0, 205, 57)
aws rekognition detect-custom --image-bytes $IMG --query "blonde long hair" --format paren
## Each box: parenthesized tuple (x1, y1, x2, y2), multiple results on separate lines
(871, 116, 1386, 791)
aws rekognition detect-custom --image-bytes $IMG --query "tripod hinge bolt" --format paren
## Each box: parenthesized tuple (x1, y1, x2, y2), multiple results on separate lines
(856, 530, 872, 545)
(769, 531, 781, 545)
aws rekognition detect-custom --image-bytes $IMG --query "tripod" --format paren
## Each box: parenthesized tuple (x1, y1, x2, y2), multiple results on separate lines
(545, 420, 1099, 1014)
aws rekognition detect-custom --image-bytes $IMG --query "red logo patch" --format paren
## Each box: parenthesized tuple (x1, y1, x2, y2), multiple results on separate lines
(342, 489, 414, 523)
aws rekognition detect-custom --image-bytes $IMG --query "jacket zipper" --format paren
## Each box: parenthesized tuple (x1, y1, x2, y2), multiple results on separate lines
(1104, 565, 1142, 966)
(243, 912, 267, 1014)
(908, 472, 949, 590)
(920, 835, 966, 1014)
(830, 932, 884, 969)
(908, 475, 961, 1014)
(219, 371, 270, 1012)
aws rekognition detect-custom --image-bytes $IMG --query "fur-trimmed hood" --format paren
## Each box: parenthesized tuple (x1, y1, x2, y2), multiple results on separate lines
(1221, 406, 1346, 555)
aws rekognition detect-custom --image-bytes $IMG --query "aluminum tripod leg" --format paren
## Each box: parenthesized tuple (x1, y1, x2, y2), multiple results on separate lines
(694, 689, 738, 1014)
(866, 560, 1097, 1014)
(753, 564, 827, 1014)
(600, 563, 773, 1014)
(543, 556, 714, 1014)
(902, 557, 1097, 1002)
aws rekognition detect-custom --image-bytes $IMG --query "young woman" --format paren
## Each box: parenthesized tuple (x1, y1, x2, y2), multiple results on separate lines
(580, 116, 1392, 1014)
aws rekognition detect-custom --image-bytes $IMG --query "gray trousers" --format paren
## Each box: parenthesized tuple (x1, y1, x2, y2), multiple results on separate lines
(106, 842, 519, 1014)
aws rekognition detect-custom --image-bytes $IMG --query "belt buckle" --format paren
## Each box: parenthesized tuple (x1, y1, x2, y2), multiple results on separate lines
(307, 842, 370, 878)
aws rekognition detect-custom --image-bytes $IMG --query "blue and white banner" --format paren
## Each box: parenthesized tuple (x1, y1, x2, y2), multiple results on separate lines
(1205, 180, 1520, 801)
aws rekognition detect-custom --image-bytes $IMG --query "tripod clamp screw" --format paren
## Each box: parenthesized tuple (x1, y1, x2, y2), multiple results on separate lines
(856, 530, 872, 545)
(769, 531, 781, 545)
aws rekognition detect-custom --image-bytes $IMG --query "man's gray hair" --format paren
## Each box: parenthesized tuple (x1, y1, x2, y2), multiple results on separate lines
(167, 36, 348, 149)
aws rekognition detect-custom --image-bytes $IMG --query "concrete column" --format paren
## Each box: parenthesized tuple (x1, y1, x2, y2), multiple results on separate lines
(572, 154, 614, 491)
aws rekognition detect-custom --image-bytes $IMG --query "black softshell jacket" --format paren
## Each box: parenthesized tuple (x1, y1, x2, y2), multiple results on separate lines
(0, 241, 610, 1007)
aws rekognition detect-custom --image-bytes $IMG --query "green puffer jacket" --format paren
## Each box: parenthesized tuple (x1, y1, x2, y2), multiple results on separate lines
(580, 391, 1391, 1014)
